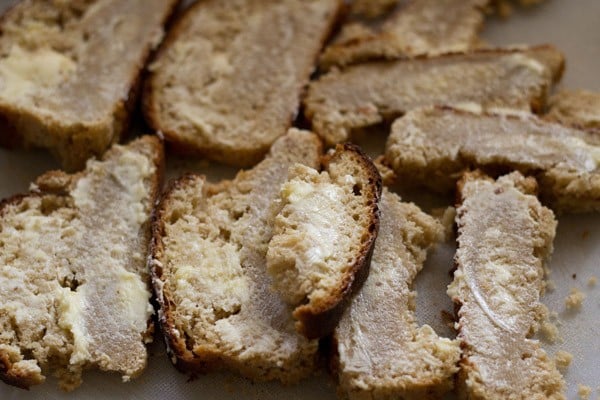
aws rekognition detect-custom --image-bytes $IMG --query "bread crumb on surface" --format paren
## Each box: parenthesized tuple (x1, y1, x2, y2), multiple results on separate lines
(565, 287, 586, 310)
(540, 320, 561, 343)
(588, 276, 598, 287)
(546, 279, 556, 291)
(554, 350, 573, 372)
(430, 206, 456, 241)
(578, 384, 592, 399)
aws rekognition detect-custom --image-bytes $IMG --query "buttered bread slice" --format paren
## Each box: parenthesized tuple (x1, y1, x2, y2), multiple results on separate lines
(546, 89, 600, 131)
(0, 0, 178, 170)
(385, 107, 600, 212)
(144, 0, 341, 167)
(266, 144, 382, 339)
(320, 0, 488, 70)
(151, 129, 322, 383)
(305, 46, 564, 145)
(0, 136, 163, 390)
(448, 171, 565, 400)
(334, 189, 460, 400)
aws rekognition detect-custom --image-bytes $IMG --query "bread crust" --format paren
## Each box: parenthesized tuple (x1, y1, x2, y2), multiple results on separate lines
(143, 0, 343, 167)
(149, 173, 207, 374)
(292, 143, 382, 339)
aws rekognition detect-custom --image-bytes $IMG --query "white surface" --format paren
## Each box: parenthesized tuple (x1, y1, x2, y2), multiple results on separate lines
(0, 0, 599, 399)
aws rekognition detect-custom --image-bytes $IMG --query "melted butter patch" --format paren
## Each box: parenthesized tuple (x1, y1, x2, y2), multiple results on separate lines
(114, 270, 154, 333)
(57, 287, 91, 364)
(0, 45, 76, 99)
(281, 176, 344, 267)
(507, 53, 547, 75)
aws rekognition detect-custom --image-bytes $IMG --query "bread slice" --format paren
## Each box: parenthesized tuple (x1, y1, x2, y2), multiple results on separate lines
(305, 46, 564, 145)
(320, 0, 488, 70)
(447, 171, 565, 399)
(333, 188, 460, 400)
(0, 136, 163, 390)
(150, 129, 323, 383)
(348, 0, 398, 18)
(384, 106, 600, 213)
(0, 0, 178, 171)
(144, 0, 341, 167)
(266, 144, 382, 339)
(546, 89, 600, 131)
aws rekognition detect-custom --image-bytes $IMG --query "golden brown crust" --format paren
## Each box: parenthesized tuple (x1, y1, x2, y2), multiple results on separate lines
(293, 143, 382, 339)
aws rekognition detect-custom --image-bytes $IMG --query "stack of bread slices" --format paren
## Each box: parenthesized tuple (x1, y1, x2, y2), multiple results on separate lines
(1, 0, 598, 398)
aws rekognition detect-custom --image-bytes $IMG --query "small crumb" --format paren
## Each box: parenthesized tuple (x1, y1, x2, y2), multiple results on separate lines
(545, 279, 556, 292)
(554, 350, 573, 372)
(573, 273, 577, 280)
(578, 384, 592, 400)
(566, 288, 586, 310)
(431, 206, 456, 241)
(588, 276, 598, 287)
(539, 321, 560, 343)
(441, 310, 455, 330)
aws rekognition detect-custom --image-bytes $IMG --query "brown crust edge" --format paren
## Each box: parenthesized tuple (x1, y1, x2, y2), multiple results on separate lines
(142, 0, 344, 167)
(148, 173, 213, 375)
(293, 143, 382, 339)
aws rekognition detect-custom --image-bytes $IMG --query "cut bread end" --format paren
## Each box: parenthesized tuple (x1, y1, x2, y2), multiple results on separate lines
(267, 143, 382, 339)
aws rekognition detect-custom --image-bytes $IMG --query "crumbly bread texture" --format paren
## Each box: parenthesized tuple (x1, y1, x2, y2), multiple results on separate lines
(448, 171, 565, 400)
(144, 0, 341, 167)
(305, 46, 564, 145)
(334, 189, 460, 400)
(151, 129, 323, 383)
(266, 144, 382, 339)
(0, 0, 178, 170)
(384, 107, 600, 213)
(0, 136, 163, 390)
(320, 0, 488, 70)
(546, 89, 600, 131)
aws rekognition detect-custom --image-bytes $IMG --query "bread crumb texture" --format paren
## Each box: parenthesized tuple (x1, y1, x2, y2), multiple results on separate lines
(565, 288, 586, 310)
(588, 276, 598, 287)
(554, 351, 572, 372)
(578, 384, 593, 400)
(0, 136, 161, 390)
